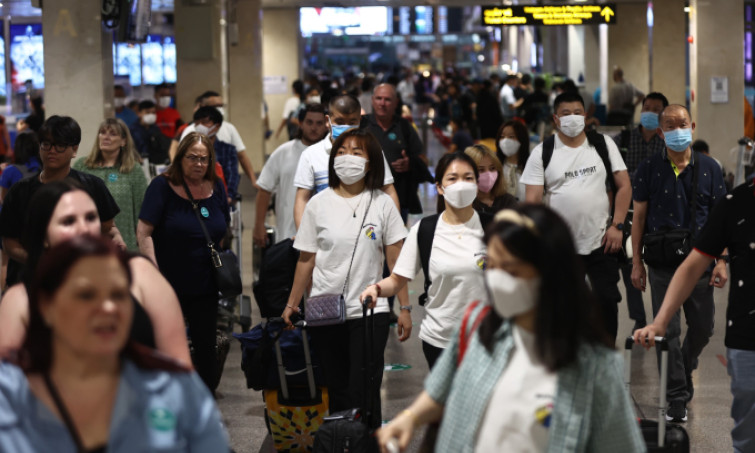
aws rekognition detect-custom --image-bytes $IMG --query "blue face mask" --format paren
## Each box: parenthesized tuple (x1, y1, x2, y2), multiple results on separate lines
(329, 119, 353, 141)
(663, 127, 693, 152)
(640, 111, 659, 130)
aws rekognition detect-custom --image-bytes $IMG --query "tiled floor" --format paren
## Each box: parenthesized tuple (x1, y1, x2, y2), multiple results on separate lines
(217, 130, 735, 452)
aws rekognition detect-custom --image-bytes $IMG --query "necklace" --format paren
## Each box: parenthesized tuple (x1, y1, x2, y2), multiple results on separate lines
(340, 190, 365, 218)
(449, 222, 465, 239)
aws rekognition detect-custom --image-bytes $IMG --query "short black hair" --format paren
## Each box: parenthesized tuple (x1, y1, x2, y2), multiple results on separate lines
(292, 80, 304, 97)
(38, 115, 81, 146)
(643, 92, 669, 109)
(328, 94, 361, 116)
(193, 106, 223, 125)
(198, 91, 221, 104)
(298, 102, 326, 122)
(505, 75, 518, 83)
(138, 100, 156, 111)
(328, 129, 385, 191)
(13, 131, 39, 166)
(691, 139, 709, 153)
(534, 77, 546, 91)
(553, 91, 585, 113)
(154, 83, 170, 94)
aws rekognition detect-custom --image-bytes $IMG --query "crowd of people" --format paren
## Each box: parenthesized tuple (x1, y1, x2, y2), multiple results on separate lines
(0, 65, 750, 453)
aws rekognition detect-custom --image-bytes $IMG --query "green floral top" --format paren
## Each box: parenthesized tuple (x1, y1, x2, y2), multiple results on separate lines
(73, 158, 148, 251)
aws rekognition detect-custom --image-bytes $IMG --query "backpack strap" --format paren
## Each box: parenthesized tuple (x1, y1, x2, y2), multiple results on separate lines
(417, 214, 440, 306)
(542, 134, 556, 173)
(458, 300, 491, 367)
(586, 130, 617, 195)
(479, 212, 493, 231)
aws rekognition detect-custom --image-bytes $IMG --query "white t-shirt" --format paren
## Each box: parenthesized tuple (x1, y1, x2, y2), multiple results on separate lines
(181, 122, 246, 152)
(393, 212, 487, 348)
(282, 96, 301, 119)
(257, 139, 307, 242)
(499, 84, 516, 116)
(294, 189, 407, 320)
(475, 326, 557, 452)
(293, 134, 395, 194)
(503, 162, 526, 201)
(520, 133, 627, 255)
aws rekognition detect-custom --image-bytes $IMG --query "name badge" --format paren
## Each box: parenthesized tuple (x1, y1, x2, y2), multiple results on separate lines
(200, 207, 210, 218)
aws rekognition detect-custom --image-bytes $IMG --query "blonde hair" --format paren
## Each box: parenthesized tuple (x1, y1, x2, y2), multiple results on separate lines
(464, 144, 507, 197)
(85, 118, 138, 173)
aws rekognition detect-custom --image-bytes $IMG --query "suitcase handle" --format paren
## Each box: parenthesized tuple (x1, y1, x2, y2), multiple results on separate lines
(624, 336, 668, 448)
(362, 296, 375, 428)
(270, 318, 317, 401)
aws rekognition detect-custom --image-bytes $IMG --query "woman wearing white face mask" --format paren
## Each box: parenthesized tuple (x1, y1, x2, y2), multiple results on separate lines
(282, 129, 409, 428)
(376, 205, 644, 453)
(464, 144, 517, 215)
(361, 152, 490, 369)
(495, 120, 531, 201)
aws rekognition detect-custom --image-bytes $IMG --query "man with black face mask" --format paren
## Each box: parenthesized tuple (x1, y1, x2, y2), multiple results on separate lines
(522, 91, 631, 345)
(630, 104, 727, 423)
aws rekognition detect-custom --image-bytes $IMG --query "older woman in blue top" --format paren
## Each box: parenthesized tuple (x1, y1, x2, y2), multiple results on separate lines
(0, 236, 227, 452)
(377, 205, 644, 453)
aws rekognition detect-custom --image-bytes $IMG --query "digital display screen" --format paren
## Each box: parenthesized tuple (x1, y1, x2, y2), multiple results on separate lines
(300, 7, 389, 37)
(414, 6, 433, 34)
(163, 36, 176, 84)
(141, 34, 163, 85)
(10, 24, 44, 89)
(115, 42, 142, 86)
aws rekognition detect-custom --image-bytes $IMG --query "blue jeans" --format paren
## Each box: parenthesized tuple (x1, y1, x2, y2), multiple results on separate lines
(727, 348, 755, 453)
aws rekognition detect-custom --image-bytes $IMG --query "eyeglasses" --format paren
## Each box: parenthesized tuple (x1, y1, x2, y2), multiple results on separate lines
(40, 141, 73, 152)
(185, 154, 210, 165)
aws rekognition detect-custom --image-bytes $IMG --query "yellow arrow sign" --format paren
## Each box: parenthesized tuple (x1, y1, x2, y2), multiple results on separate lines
(601, 6, 615, 22)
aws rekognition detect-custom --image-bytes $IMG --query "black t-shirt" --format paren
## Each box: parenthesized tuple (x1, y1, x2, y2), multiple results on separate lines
(0, 169, 121, 286)
(694, 180, 755, 350)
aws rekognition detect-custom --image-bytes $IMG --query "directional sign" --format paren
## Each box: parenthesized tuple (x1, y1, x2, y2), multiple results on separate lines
(482, 4, 617, 26)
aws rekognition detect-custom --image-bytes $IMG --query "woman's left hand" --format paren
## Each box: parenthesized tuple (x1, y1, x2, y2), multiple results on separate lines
(397, 310, 412, 342)
(360, 285, 379, 309)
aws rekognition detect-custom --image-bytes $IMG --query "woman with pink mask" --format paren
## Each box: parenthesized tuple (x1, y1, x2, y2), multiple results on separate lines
(464, 144, 517, 215)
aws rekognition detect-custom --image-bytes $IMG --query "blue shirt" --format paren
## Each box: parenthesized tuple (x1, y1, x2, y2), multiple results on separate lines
(0, 158, 41, 189)
(214, 139, 240, 201)
(0, 359, 228, 452)
(116, 108, 138, 129)
(633, 149, 726, 235)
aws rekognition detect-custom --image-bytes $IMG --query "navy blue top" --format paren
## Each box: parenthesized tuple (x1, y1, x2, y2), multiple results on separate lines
(139, 176, 229, 298)
(633, 149, 726, 235)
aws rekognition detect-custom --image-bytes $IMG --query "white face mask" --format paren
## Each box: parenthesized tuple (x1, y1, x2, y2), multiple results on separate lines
(557, 114, 585, 138)
(442, 181, 478, 209)
(485, 269, 540, 319)
(307, 95, 321, 104)
(158, 96, 172, 108)
(114, 97, 126, 109)
(195, 124, 217, 138)
(499, 138, 520, 157)
(142, 113, 157, 125)
(334, 155, 368, 185)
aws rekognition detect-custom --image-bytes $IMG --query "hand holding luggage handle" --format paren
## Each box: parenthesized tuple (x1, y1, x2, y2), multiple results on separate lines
(269, 317, 318, 402)
(625, 336, 668, 448)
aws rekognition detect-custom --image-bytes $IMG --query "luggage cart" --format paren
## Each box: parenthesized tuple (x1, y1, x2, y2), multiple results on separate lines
(218, 199, 252, 333)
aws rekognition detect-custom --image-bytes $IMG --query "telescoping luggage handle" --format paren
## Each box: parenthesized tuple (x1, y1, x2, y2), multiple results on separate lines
(268, 317, 317, 401)
(624, 336, 669, 448)
(362, 296, 376, 428)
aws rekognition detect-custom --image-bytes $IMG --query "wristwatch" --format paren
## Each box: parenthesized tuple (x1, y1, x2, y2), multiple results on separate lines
(399, 305, 413, 312)
(611, 221, 624, 231)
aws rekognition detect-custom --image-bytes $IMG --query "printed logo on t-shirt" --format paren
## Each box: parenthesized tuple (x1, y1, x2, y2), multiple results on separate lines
(365, 226, 377, 240)
(564, 166, 597, 180)
(535, 403, 553, 428)
(475, 252, 488, 270)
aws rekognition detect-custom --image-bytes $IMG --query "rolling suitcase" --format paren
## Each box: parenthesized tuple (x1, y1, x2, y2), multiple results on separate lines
(312, 297, 379, 453)
(264, 318, 329, 452)
(624, 336, 690, 452)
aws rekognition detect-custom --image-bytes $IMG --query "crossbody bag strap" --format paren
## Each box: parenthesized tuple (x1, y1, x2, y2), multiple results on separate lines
(689, 152, 700, 238)
(341, 191, 373, 296)
(182, 180, 220, 261)
(44, 374, 86, 453)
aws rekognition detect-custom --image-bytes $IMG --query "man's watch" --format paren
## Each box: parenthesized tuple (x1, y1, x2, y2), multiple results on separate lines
(399, 305, 412, 312)
(611, 221, 624, 231)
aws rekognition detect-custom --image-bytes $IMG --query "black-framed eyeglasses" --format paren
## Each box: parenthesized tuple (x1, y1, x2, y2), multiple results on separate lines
(184, 154, 210, 165)
(40, 141, 73, 152)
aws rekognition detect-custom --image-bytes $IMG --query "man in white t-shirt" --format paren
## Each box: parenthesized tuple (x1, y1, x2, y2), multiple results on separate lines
(254, 103, 328, 247)
(275, 79, 303, 140)
(293, 94, 399, 229)
(521, 91, 631, 343)
(181, 91, 258, 187)
(499, 75, 522, 122)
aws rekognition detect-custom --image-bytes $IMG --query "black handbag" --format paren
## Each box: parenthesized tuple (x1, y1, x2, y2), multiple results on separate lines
(304, 191, 373, 327)
(183, 181, 242, 299)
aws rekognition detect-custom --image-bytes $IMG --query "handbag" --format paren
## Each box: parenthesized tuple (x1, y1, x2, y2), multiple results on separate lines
(183, 180, 242, 299)
(304, 191, 373, 327)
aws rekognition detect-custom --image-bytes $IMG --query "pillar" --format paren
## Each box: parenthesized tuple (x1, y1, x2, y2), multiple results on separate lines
(42, 0, 114, 154)
(229, 0, 264, 170)
(608, 2, 650, 122)
(651, 0, 686, 103)
(567, 25, 585, 83)
(690, 0, 744, 163)
(263, 8, 301, 156)
(583, 26, 601, 96)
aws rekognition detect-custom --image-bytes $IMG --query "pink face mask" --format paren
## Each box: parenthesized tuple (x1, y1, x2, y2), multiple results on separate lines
(478, 171, 498, 193)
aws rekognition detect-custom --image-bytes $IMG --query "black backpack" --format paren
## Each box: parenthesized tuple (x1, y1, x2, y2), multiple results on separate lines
(252, 238, 299, 318)
(416, 212, 493, 306)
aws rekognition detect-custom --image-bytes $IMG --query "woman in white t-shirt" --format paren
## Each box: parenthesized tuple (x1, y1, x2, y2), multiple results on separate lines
(495, 120, 530, 201)
(282, 129, 409, 428)
(375, 205, 644, 453)
(360, 152, 488, 369)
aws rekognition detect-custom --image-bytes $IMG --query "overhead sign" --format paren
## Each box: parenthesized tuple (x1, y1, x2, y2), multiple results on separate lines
(482, 4, 617, 26)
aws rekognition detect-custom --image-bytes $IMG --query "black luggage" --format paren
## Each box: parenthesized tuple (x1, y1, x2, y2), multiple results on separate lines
(312, 297, 379, 453)
(624, 337, 690, 452)
(253, 238, 299, 318)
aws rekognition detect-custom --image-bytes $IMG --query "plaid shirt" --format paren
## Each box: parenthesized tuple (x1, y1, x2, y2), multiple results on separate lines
(424, 304, 646, 453)
(612, 127, 666, 178)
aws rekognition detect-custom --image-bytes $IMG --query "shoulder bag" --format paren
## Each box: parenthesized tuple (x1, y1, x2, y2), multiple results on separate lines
(305, 191, 373, 327)
(183, 180, 242, 299)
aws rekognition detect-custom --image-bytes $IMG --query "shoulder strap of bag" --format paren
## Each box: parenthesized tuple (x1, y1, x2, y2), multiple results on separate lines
(182, 180, 221, 264)
(417, 214, 440, 305)
(689, 152, 701, 237)
(342, 191, 373, 296)
(44, 374, 86, 453)
(458, 300, 491, 367)
(586, 130, 617, 195)
(542, 134, 555, 176)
